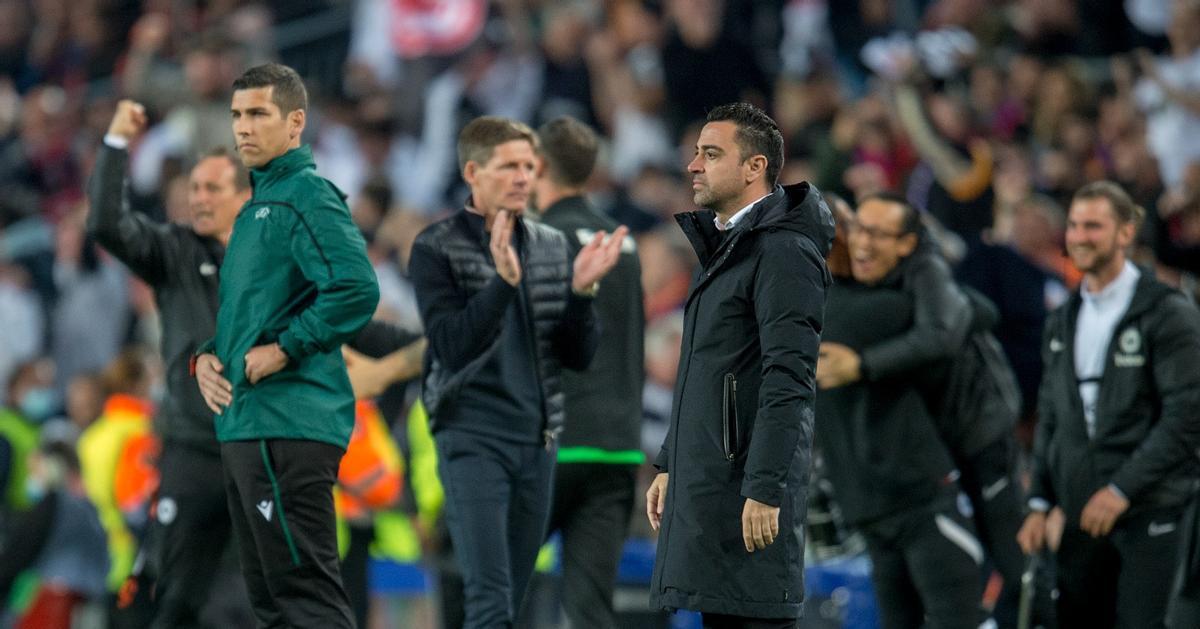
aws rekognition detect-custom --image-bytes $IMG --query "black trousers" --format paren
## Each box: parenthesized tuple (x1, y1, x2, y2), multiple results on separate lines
(221, 439, 353, 629)
(1056, 505, 1183, 629)
(860, 497, 987, 629)
(341, 522, 373, 629)
(956, 436, 1030, 629)
(701, 613, 797, 629)
(148, 441, 251, 629)
(435, 429, 554, 629)
(545, 462, 636, 629)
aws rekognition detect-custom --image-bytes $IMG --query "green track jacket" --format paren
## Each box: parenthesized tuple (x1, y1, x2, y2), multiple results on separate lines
(200, 146, 379, 447)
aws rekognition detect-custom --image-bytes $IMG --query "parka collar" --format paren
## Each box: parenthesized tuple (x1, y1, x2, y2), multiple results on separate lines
(675, 182, 835, 267)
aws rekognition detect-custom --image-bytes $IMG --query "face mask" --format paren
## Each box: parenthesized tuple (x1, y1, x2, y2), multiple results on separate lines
(25, 457, 64, 501)
(19, 388, 59, 423)
(24, 475, 46, 502)
(150, 381, 167, 405)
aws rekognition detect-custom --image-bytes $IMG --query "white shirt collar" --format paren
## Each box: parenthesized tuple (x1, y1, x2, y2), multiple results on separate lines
(714, 194, 769, 231)
(1081, 261, 1141, 306)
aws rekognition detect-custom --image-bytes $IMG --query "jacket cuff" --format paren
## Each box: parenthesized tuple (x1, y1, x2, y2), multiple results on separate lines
(653, 447, 668, 472)
(1027, 497, 1051, 513)
(103, 134, 129, 150)
(277, 331, 306, 363)
(740, 480, 782, 508)
(194, 338, 215, 357)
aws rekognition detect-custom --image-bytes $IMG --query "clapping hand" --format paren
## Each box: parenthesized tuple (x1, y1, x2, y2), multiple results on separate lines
(572, 226, 629, 292)
(490, 210, 522, 286)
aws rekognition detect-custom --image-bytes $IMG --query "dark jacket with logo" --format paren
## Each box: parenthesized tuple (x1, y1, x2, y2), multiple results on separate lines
(650, 183, 832, 619)
(200, 146, 379, 448)
(409, 208, 598, 441)
(539, 196, 644, 457)
(1030, 273, 1200, 523)
(87, 144, 225, 450)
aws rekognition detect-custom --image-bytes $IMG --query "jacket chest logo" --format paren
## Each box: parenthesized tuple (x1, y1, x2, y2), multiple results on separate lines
(199, 262, 217, 276)
(1049, 338, 1064, 352)
(575, 229, 637, 253)
(1114, 327, 1144, 367)
(254, 206, 271, 220)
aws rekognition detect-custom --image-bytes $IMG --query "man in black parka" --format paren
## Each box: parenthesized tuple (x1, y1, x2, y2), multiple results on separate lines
(646, 102, 832, 629)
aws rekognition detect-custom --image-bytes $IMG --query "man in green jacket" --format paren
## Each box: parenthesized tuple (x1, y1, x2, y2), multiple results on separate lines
(195, 63, 379, 629)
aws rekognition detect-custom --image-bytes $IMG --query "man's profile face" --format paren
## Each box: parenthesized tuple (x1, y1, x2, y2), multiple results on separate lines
(847, 198, 917, 285)
(687, 121, 748, 211)
(188, 156, 246, 238)
(231, 86, 300, 168)
(464, 139, 536, 219)
(1065, 197, 1133, 275)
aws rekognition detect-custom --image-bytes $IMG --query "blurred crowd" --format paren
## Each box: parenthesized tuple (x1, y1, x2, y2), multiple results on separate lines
(1, 0, 1200, 627)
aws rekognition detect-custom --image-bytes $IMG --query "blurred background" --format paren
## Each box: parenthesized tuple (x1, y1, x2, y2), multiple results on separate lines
(0, 0, 1198, 628)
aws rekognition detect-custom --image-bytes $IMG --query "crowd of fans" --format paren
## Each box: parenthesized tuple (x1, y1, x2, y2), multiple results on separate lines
(2, 0, 1200, 627)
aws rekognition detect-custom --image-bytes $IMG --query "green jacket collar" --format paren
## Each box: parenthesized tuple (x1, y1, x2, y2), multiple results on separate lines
(250, 145, 315, 191)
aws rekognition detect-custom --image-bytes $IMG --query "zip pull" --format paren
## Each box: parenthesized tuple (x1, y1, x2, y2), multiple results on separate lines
(724, 373, 737, 462)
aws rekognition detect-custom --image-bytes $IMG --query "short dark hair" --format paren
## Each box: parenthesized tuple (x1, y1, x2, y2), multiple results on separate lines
(705, 103, 785, 186)
(360, 176, 393, 211)
(201, 146, 251, 191)
(457, 116, 538, 172)
(232, 63, 308, 115)
(859, 191, 922, 235)
(1072, 180, 1145, 227)
(537, 116, 598, 187)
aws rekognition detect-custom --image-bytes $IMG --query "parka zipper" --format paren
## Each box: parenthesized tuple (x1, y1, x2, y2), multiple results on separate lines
(723, 373, 738, 462)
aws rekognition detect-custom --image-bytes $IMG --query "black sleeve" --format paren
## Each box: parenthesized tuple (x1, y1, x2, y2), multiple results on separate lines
(408, 238, 517, 371)
(349, 320, 422, 359)
(1029, 320, 1061, 508)
(961, 284, 1000, 333)
(552, 289, 600, 371)
(741, 235, 827, 507)
(85, 144, 176, 285)
(0, 491, 58, 602)
(860, 253, 971, 380)
(1110, 295, 1200, 500)
(544, 218, 600, 371)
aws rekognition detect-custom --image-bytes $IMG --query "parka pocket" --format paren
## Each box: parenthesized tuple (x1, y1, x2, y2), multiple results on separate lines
(723, 373, 739, 462)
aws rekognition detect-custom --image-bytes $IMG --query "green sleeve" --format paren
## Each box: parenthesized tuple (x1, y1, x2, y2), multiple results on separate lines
(195, 338, 215, 356)
(277, 188, 380, 360)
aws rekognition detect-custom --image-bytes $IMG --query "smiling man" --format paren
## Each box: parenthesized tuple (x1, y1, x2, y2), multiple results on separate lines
(87, 99, 251, 628)
(813, 193, 998, 628)
(193, 63, 379, 629)
(408, 116, 627, 627)
(1017, 180, 1200, 628)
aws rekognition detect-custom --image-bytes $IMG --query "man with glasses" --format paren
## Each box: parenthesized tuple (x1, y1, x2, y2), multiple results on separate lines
(816, 192, 992, 628)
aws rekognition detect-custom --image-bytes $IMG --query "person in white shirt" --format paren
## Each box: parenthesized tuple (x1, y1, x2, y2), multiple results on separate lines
(1017, 180, 1200, 628)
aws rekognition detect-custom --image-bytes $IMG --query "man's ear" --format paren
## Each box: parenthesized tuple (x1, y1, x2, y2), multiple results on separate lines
(743, 155, 767, 184)
(1117, 220, 1137, 248)
(288, 109, 306, 140)
(463, 161, 478, 186)
(896, 232, 919, 257)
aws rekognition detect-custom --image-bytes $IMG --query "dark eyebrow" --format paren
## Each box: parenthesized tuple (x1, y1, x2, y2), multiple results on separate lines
(698, 144, 724, 153)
